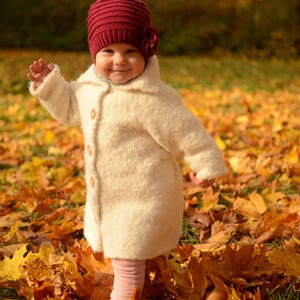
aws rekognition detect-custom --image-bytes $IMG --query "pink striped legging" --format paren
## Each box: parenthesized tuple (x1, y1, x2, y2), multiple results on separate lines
(110, 259, 146, 300)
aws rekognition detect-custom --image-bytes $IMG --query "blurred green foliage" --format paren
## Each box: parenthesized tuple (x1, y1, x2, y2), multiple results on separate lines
(0, 0, 93, 51)
(0, 0, 299, 56)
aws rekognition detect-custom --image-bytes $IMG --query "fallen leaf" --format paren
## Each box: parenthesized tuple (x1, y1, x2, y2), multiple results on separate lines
(205, 276, 228, 300)
(0, 244, 28, 281)
(249, 191, 267, 214)
(268, 250, 300, 278)
(233, 197, 260, 218)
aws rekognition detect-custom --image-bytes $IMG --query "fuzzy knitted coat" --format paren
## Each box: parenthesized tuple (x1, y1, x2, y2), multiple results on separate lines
(29, 56, 228, 260)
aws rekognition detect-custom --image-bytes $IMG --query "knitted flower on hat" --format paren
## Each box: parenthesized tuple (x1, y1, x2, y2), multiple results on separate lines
(87, 0, 159, 62)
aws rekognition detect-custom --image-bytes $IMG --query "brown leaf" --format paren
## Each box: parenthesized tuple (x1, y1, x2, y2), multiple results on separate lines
(188, 256, 208, 299)
(233, 197, 260, 218)
(268, 250, 300, 278)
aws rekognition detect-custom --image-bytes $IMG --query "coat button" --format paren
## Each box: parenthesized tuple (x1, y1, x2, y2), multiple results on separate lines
(90, 108, 96, 119)
(87, 145, 92, 156)
(90, 176, 95, 187)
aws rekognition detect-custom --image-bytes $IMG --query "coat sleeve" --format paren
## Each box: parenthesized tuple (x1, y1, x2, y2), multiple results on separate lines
(144, 84, 228, 180)
(29, 65, 81, 126)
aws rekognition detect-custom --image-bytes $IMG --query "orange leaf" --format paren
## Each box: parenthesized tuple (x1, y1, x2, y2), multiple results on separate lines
(249, 191, 267, 214)
(233, 197, 260, 218)
(268, 250, 300, 278)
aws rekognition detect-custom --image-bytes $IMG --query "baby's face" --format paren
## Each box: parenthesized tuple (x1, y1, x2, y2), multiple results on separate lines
(95, 43, 146, 84)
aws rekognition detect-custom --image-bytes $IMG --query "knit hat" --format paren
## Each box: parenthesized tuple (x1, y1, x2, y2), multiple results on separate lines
(87, 0, 159, 63)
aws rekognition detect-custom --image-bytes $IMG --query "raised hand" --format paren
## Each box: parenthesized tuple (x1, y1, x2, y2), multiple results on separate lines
(28, 58, 55, 89)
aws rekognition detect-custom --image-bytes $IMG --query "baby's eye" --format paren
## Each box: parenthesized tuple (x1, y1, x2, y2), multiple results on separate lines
(126, 48, 138, 54)
(101, 48, 114, 54)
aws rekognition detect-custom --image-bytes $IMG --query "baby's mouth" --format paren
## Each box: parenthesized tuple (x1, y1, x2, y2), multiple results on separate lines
(111, 68, 130, 72)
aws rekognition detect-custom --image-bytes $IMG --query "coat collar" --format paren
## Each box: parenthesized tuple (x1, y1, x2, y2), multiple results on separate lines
(77, 55, 160, 94)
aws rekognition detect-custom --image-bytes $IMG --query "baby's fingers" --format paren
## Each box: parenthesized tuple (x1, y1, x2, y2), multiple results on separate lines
(29, 58, 46, 73)
(48, 63, 55, 70)
(29, 61, 39, 74)
(27, 72, 34, 82)
(36, 58, 46, 68)
(27, 71, 38, 83)
(29, 63, 36, 75)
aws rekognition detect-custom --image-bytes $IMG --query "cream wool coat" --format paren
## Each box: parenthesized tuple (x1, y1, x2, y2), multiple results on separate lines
(30, 56, 228, 260)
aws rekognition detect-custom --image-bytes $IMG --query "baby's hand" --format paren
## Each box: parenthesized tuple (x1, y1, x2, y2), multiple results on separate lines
(28, 58, 55, 89)
(189, 171, 215, 188)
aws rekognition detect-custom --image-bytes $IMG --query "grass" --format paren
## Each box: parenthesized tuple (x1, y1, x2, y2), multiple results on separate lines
(159, 54, 300, 93)
(181, 217, 200, 245)
(267, 283, 300, 300)
(2, 49, 300, 95)
(0, 287, 26, 300)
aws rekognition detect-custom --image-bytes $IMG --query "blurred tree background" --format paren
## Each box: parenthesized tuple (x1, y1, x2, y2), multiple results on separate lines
(0, 0, 299, 57)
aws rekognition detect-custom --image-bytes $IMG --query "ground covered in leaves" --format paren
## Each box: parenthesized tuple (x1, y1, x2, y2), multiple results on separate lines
(0, 50, 299, 299)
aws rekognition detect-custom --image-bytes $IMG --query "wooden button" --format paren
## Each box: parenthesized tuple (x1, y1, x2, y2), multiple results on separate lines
(87, 145, 92, 156)
(90, 176, 95, 187)
(90, 108, 96, 119)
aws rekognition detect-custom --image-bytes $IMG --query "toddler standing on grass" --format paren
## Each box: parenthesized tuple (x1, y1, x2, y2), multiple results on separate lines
(28, 0, 228, 299)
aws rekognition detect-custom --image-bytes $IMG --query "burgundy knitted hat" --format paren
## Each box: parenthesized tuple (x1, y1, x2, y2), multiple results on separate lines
(87, 0, 159, 62)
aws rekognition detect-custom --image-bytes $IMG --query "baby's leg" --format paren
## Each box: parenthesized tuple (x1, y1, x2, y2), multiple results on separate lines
(110, 258, 145, 300)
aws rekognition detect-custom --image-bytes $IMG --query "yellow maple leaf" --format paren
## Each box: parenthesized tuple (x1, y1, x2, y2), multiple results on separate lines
(233, 197, 260, 218)
(27, 258, 50, 282)
(249, 191, 267, 215)
(5, 220, 29, 242)
(200, 188, 225, 213)
(0, 244, 28, 281)
(262, 189, 285, 205)
(25, 246, 54, 282)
